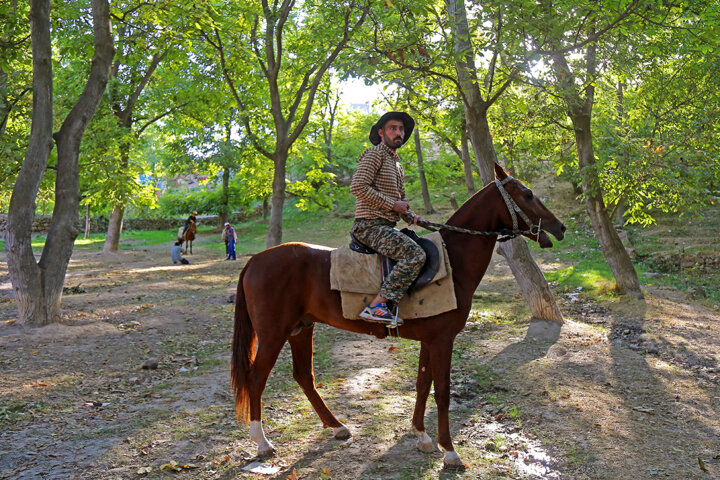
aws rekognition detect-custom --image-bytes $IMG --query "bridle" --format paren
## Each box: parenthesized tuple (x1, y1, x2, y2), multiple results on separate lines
(417, 176, 542, 243)
(493, 176, 542, 242)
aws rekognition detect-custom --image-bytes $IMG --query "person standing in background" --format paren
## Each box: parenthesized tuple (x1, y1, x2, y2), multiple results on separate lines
(224, 222, 237, 260)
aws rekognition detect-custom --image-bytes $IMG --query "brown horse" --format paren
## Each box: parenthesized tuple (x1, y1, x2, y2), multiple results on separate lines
(230, 164, 565, 468)
(179, 221, 196, 254)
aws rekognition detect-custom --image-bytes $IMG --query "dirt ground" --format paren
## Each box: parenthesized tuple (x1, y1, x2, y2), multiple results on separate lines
(1, 233, 718, 480)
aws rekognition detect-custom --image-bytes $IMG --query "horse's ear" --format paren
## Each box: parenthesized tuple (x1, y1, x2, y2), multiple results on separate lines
(494, 163, 507, 180)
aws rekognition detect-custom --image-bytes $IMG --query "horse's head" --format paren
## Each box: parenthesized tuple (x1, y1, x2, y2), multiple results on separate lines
(493, 163, 566, 248)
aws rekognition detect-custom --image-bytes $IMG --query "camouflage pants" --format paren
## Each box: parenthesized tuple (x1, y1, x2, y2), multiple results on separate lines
(351, 218, 426, 304)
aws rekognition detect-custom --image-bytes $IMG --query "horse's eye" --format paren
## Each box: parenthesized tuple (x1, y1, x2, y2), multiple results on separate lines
(524, 192, 534, 200)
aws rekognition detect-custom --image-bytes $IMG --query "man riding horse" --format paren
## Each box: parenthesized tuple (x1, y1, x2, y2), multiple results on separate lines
(182, 210, 198, 237)
(350, 111, 427, 325)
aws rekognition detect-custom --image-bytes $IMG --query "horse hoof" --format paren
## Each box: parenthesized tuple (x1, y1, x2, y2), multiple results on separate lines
(442, 450, 465, 470)
(333, 426, 351, 440)
(257, 445, 276, 458)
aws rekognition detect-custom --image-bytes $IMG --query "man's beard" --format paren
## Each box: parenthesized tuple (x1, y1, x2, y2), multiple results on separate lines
(384, 136, 403, 149)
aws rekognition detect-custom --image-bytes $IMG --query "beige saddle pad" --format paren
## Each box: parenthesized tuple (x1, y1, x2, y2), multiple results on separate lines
(329, 231, 457, 320)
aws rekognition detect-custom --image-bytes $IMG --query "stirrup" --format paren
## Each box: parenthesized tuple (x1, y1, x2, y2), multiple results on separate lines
(387, 305, 403, 328)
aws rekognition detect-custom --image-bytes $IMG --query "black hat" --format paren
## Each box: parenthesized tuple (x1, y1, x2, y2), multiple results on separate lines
(369, 111, 415, 146)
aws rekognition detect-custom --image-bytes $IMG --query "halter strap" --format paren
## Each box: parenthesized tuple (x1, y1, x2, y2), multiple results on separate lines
(494, 176, 535, 233)
(416, 176, 542, 242)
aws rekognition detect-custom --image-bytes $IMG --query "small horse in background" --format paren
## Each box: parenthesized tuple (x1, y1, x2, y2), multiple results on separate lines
(230, 164, 566, 468)
(178, 221, 197, 254)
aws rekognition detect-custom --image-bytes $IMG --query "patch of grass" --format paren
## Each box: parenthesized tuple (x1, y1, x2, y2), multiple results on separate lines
(566, 446, 597, 466)
(530, 218, 617, 298)
(469, 365, 497, 391)
(0, 402, 41, 425)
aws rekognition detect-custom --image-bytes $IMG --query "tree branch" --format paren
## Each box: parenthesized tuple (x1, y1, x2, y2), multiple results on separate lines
(135, 101, 190, 137)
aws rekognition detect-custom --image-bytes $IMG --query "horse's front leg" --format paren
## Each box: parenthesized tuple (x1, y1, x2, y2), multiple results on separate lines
(288, 326, 350, 439)
(430, 340, 464, 468)
(412, 343, 437, 452)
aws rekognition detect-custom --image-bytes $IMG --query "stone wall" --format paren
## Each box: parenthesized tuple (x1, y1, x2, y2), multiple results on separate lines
(651, 252, 720, 272)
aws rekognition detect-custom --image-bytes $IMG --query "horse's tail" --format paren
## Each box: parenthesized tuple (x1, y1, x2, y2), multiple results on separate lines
(230, 263, 256, 425)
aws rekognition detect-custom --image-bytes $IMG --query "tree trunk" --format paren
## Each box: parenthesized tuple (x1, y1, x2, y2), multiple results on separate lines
(468, 111, 564, 322)
(551, 47, 643, 298)
(219, 165, 230, 227)
(574, 119, 642, 297)
(262, 197, 269, 220)
(102, 153, 129, 252)
(5, 0, 113, 326)
(460, 124, 475, 196)
(413, 128, 435, 214)
(266, 155, 286, 247)
(104, 205, 124, 253)
(0, 67, 8, 137)
(5, 0, 53, 326)
(446, 0, 563, 323)
(84, 203, 90, 239)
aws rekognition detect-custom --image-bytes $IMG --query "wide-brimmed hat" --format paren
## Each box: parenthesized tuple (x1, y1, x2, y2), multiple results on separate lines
(369, 112, 415, 146)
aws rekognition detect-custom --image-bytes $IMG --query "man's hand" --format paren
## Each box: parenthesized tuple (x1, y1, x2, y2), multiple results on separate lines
(392, 200, 411, 214)
(413, 215, 426, 226)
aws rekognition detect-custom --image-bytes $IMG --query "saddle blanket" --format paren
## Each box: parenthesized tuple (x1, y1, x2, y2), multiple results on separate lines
(329, 231, 457, 320)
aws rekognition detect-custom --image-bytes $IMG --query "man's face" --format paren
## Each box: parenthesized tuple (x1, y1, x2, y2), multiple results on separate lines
(379, 119, 405, 150)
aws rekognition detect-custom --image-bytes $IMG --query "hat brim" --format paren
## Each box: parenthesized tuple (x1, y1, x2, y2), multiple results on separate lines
(369, 112, 415, 146)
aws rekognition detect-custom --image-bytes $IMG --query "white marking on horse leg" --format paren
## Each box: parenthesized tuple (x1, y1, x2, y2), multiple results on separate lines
(249, 420, 276, 457)
(413, 427, 437, 452)
(443, 450, 464, 468)
(333, 425, 351, 440)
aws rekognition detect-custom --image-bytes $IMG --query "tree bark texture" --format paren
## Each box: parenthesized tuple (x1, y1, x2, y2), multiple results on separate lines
(266, 155, 287, 248)
(84, 203, 91, 239)
(446, 0, 563, 323)
(104, 205, 124, 253)
(551, 48, 642, 298)
(5, 0, 54, 325)
(460, 124, 476, 196)
(5, 0, 114, 326)
(413, 128, 435, 214)
(102, 144, 129, 252)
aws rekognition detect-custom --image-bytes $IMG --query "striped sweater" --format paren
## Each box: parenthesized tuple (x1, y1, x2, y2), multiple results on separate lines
(350, 143, 413, 223)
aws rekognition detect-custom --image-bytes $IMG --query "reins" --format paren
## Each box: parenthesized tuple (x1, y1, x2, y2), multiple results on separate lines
(416, 176, 542, 243)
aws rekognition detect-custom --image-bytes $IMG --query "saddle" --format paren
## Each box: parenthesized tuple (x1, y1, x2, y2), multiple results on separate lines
(349, 228, 440, 293)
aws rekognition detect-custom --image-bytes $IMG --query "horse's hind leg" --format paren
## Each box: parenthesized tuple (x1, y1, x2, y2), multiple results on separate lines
(412, 343, 437, 452)
(288, 326, 351, 440)
(247, 333, 287, 457)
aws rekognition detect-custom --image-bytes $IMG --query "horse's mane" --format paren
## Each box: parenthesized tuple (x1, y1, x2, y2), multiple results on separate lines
(445, 177, 502, 227)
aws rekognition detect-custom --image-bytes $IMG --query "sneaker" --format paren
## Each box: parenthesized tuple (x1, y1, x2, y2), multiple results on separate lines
(359, 303, 403, 326)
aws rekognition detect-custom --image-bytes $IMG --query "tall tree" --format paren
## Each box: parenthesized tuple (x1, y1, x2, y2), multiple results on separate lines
(4, 0, 114, 326)
(444, 0, 565, 321)
(199, 0, 369, 247)
(101, 0, 189, 252)
(528, 0, 667, 297)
